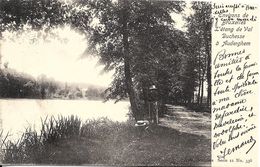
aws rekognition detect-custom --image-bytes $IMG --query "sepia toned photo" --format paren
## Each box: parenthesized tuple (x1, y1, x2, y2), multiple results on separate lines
(0, 0, 212, 166)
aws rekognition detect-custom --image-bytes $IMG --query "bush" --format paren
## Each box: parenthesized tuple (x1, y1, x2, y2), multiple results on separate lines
(81, 117, 119, 139)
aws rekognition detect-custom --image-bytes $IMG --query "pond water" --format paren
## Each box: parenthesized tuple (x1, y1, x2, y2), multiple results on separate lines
(0, 99, 130, 141)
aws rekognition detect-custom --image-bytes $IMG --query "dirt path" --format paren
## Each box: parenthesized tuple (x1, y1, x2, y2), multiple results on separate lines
(106, 105, 211, 166)
(159, 105, 211, 139)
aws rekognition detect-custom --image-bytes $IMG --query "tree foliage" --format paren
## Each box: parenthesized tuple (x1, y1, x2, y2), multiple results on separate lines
(0, 0, 212, 119)
(80, 1, 187, 118)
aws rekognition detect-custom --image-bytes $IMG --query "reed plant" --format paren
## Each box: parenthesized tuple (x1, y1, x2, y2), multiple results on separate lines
(1, 116, 210, 165)
(1, 116, 138, 164)
(40, 115, 81, 143)
(2, 115, 82, 164)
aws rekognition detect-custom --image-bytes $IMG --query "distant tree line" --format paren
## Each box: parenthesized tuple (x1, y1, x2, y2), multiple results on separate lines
(0, 0, 211, 120)
(0, 68, 105, 99)
(0, 68, 57, 98)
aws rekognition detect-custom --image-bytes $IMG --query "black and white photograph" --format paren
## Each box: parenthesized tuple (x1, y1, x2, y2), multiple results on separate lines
(0, 0, 212, 166)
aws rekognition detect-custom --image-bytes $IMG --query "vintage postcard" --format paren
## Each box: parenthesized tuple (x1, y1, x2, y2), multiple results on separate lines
(0, 0, 258, 166)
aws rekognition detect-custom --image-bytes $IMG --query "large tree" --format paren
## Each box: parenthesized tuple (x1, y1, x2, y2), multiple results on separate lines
(84, 0, 185, 120)
(186, 1, 211, 105)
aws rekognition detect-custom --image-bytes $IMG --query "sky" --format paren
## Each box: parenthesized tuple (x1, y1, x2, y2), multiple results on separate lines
(0, 3, 192, 88)
(0, 25, 114, 87)
(171, 2, 193, 31)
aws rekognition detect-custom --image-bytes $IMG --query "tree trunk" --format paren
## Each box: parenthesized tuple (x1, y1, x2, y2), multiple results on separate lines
(192, 91, 194, 103)
(200, 72, 204, 104)
(206, 58, 211, 106)
(142, 84, 149, 118)
(197, 55, 201, 104)
(197, 76, 201, 104)
(200, 51, 207, 104)
(121, 0, 139, 120)
(204, 24, 211, 106)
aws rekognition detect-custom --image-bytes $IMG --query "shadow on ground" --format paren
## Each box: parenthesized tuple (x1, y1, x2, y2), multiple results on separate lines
(2, 117, 211, 166)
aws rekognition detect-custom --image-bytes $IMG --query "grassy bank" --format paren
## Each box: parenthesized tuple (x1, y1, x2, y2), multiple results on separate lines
(1, 116, 211, 166)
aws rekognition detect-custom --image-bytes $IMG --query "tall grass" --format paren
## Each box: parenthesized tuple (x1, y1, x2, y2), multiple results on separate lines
(1, 116, 136, 164)
(1, 115, 210, 165)
(2, 115, 82, 164)
(81, 117, 134, 138)
(41, 115, 81, 142)
(79, 118, 137, 164)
